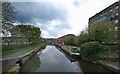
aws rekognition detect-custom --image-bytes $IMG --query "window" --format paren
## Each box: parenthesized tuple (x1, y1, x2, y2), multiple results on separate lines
(104, 31, 106, 33)
(109, 28, 112, 31)
(105, 12, 107, 15)
(115, 20, 118, 23)
(110, 9, 112, 12)
(116, 6, 119, 10)
(116, 13, 118, 16)
(115, 34, 117, 38)
(115, 27, 118, 31)
(110, 21, 112, 24)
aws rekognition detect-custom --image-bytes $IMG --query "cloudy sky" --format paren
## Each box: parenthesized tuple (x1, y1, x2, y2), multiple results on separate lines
(10, 0, 118, 38)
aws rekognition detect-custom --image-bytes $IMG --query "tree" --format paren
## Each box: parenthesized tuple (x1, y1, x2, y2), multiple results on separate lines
(80, 41, 105, 60)
(11, 25, 41, 44)
(88, 20, 117, 44)
(78, 31, 89, 46)
(73, 36, 80, 46)
(2, 2, 16, 37)
(64, 36, 76, 46)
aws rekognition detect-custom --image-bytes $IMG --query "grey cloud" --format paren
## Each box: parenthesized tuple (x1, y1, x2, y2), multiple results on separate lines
(11, 2, 71, 38)
(37, 20, 71, 37)
(12, 2, 68, 23)
(49, 22, 71, 37)
(73, 2, 80, 7)
(73, 0, 88, 7)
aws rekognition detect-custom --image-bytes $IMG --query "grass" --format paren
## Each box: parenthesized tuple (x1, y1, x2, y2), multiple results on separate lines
(2, 44, 29, 51)
(0, 44, 2, 57)
(0, 52, 2, 57)
(2, 47, 26, 56)
(2, 42, 47, 57)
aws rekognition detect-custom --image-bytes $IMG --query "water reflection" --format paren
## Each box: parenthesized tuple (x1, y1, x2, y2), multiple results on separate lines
(20, 45, 115, 73)
(21, 45, 82, 72)
(21, 55, 41, 72)
(79, 59, 113, 72)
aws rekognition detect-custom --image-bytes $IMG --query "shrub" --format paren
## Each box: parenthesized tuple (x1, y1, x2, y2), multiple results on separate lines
(80, 41, 105, 60)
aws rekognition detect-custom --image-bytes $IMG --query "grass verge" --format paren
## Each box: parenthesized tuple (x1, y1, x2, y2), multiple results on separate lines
(2, 43, 47, 57)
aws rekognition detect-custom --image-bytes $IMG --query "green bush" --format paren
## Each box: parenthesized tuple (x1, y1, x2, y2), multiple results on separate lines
(80, 41, 105, 60)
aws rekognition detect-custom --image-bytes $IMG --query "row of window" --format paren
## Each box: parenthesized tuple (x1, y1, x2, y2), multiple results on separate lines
(103, 26, 118, 34)
(110, 5, 118, 12)
(96, 5, 118, 19)
(109, 26, 118, 32)
(94, 12, 118, 25)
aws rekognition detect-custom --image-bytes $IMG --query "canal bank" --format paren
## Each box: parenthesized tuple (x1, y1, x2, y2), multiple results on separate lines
(56, 44, 119, 73)
(20, 45, 83, 72)
(1, 44, 46, 73)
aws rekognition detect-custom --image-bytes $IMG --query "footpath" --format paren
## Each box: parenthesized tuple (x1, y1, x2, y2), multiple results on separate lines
(98, 60, 119, 72)
(2, 46, 39, 60)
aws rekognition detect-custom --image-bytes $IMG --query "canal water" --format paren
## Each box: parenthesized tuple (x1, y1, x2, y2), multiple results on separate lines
(20, 45, 82, 72)
(20, 45, 115, 73)
(79, 59, 114, 73)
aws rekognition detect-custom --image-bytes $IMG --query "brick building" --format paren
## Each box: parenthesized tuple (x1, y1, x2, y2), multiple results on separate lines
(88, 1, 119, 43)
(56, 34, 75, 45)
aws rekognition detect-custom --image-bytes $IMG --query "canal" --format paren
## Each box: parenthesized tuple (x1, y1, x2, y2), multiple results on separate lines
(20, 45, 115, 73)
(20, 45, 82, 72)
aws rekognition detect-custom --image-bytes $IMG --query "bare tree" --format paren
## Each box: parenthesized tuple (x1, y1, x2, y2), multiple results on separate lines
(1, 1, 15, 37)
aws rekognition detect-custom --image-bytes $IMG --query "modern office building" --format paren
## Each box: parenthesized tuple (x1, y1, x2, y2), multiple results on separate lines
(88, 1, 119, 43)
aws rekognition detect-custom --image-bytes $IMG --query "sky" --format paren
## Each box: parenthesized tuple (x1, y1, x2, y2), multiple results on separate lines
(10, 0, 118, 38)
